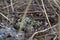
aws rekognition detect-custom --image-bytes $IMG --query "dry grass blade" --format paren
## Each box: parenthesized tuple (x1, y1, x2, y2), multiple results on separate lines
(35, 32, 57, 39)
(4, 1, 10, 14)
(18, 0, 32, 40)
(41, 0, 52, 29)
(56, 0, 60, 4)
(19, 0, 32, 32)
(54, 0, 60, 40)
(16, 11, 42, 13)
(10, 0, 14, 12)
(48, 0, 59, 16)
(53, 35, 57, 40)
(35, 0, 43, 11)
(3, 0, 20, 9)
(0, 12, 10, 21)
(53, 0, 60, 10)
(29, 24, 57, 40)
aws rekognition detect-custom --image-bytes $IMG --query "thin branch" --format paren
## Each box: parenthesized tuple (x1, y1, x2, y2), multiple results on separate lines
(53, 35, 57, 40)
(29, 24, 58, 40)
(4, 1, 10, 14)
(56, 0, 60, 4)
(3, 1, 18, 9)
(18, 0, 32, 40)
(35, 0, 43, 11)
(15, 11, 43, 13)
(53, 0, 60, 10)
(41, 0, 53, 31)
(19, 0, 32, 32)
(10, 0, 14, 12)
(36, 32, 57, 39)
(0, 12, 10, 22)
(3, 1, 25, 9)
(48, 0, 59, 16)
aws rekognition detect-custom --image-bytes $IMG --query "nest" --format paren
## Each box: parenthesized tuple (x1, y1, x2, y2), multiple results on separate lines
(0, 0, 60, 40)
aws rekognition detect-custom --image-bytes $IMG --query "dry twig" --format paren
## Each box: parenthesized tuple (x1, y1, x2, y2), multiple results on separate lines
(29, 24, 58, 40)
(41, 0, 53, 31)
(48, 0, 59, 16)
(10, 0, 14, 12)
(53, 35, 57, 40)
(18, 0, 32, 40)
(53, 0, 60, 10)
(0, 12, 10, 21)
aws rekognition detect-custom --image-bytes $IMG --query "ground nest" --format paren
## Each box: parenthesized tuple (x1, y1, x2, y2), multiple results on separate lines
(0, 0, 60, 40)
